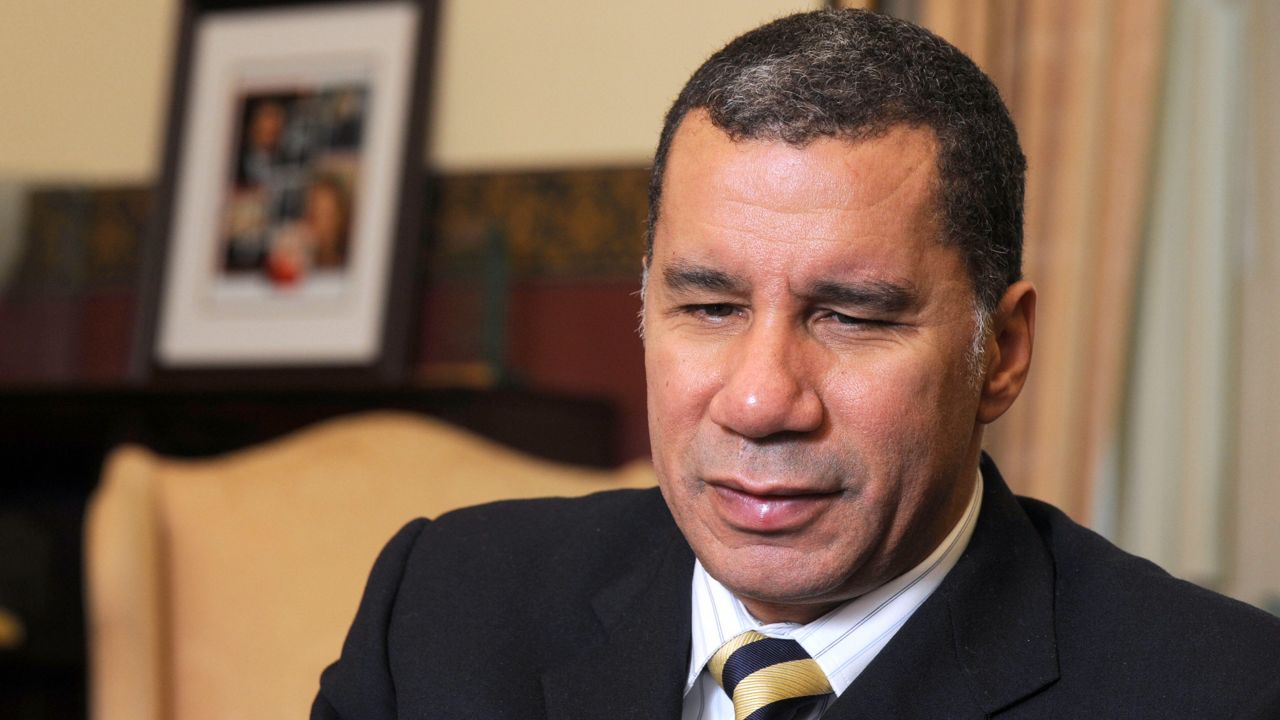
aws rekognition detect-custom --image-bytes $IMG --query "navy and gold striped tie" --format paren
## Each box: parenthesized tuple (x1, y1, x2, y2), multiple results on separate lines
(708, 630, 833, 720)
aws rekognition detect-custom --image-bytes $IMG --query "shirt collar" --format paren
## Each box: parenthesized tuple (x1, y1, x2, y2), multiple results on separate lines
(685, 467, 983, 696)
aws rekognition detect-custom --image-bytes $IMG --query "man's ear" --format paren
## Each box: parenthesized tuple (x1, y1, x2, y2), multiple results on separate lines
(977, 280, 1036, 424)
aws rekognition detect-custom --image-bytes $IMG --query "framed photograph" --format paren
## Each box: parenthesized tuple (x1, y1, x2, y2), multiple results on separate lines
(137, 0, 436, 383)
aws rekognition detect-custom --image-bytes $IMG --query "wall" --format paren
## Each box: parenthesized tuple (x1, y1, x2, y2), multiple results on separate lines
(0, 0, 176, 182)
(0, 0, 819, 181)
(432, 0, 822, 170)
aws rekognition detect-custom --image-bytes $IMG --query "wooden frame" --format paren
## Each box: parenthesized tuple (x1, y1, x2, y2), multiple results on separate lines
(135, 0, 437, 386)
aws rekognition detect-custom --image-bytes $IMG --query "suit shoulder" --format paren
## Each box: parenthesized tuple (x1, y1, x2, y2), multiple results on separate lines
(429, 486, 672, 548)
(1017, 496, 1280, 688)
(395, 487, 676, 602)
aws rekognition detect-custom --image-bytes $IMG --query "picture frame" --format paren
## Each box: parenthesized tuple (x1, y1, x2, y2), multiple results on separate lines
(135, 0, 437, 385)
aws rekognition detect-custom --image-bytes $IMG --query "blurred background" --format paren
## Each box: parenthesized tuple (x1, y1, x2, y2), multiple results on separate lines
(0, 0, 1277, 717)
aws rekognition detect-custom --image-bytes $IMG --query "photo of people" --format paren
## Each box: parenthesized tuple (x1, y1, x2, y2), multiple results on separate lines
(218, 84, 366, 288)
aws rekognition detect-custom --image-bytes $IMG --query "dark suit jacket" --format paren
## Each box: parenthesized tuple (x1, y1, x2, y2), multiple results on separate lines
(313, 457, 1280, 718)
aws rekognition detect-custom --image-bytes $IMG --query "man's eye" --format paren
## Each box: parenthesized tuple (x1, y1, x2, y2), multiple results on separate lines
(826, 311, 891, 327)
(691, 303, 736, 318)
(667, 303, 740, 324)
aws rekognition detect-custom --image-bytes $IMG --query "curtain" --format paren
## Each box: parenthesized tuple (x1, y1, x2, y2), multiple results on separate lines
(1116, 0, 1247, 586)
(1117, 0, 1280, 603)
(905, 0, 1169, 523)
(1232, 0, 1280, 612)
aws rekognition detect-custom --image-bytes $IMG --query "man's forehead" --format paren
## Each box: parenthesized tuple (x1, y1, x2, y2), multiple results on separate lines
(648, 112, 964, 300)
(668, 111, 938, 176)
(660, 112, 941, 225)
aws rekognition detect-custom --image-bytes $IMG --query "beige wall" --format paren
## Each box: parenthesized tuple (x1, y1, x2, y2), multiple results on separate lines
(0, 0, 177, 182)
(0, 0, 818, 182)
(433, 0, 819, 170)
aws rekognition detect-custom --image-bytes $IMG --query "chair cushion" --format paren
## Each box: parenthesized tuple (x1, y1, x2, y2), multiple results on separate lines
(93, 411, 653, 720)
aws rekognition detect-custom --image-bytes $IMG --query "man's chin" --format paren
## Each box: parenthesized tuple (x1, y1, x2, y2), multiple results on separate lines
(707, 559, 856, 620)
(727, 582, 849, 625)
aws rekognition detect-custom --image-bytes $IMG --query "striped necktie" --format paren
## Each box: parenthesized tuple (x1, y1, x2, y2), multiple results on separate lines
(708, 629, 833, 720)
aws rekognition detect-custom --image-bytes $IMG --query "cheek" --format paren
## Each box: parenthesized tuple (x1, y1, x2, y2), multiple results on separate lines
(645, 334, 722, 456)
(821, 358, 969, 532)
(822, 352, 960, 450)
(646, 331, 723, 407)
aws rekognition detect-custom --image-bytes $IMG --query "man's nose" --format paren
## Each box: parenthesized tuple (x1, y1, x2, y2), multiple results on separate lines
(707, 322, 824, 439)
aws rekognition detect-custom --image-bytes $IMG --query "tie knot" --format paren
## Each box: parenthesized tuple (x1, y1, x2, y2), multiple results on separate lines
(709, 630, 832, 720)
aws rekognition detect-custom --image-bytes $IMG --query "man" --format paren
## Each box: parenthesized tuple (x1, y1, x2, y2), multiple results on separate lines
(313, 9, 1280, 719)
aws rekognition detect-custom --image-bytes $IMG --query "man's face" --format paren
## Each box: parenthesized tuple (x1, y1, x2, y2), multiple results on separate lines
(644, 111, 987, 623)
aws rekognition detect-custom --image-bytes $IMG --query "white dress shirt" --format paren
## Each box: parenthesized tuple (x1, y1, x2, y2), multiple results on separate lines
(680, 470, 983, 720)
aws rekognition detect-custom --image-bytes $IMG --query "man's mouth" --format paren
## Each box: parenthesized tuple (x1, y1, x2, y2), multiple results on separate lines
(706, 479, 840, 533)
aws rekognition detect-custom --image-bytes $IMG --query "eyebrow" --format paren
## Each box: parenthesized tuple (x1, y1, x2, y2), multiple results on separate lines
(660, 260, 918, 313)
(662, 262, 745, 294)
(807, 279, 919, 314)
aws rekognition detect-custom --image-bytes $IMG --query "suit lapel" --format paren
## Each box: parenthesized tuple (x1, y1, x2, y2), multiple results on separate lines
(823, 457, 1060, 719)
(541, 528, 695, 720)
(822, 594, 983, 719)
